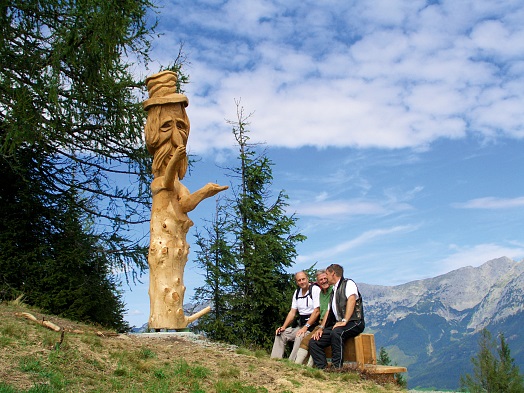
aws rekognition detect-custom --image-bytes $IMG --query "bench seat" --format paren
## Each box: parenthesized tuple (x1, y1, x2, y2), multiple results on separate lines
(323, 333, 407, 378)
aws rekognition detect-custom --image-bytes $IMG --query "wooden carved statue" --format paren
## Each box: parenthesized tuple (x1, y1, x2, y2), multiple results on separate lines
(143, 71, 228, 329)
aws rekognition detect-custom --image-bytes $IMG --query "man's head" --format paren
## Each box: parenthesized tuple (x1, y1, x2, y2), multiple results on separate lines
(326, 264, 344, 285)
(316, 269, 330, 292)
(294, 271, 309, 289)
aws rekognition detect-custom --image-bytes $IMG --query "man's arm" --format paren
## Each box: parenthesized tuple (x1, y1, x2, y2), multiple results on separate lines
(297, 284, 322, 336)
(275, 308, 297, 335)
(333, 294, 356, 328)
(312, 308, 330, 340)
(296, 307, 319, 337)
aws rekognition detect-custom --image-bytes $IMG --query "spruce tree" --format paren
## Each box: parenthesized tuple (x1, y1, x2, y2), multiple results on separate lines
(377, 346, 407, 387)
(192, 198, 237, 342)
(377, 347, 391, 366)
(460, 329, 524, 393)
(193, 102, 305, 349)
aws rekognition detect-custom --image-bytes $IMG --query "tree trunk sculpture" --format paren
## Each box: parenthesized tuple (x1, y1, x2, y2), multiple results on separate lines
(143, 71, 228, 329)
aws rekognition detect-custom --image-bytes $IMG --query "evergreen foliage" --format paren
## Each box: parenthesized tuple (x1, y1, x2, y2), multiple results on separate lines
(192, 198, 238, 342)
(0, 0, 176, 328)
(377, 346, 407, 388)
(0, 146, 129, 330)
(460, 329, 524, 393)
(193, 103, 306, 349)
(0, 0, 157, 279)
(377, 347, 391, 366)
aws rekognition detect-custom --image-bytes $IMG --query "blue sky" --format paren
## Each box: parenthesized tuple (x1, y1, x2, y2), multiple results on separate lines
(123, 0, 524, 327)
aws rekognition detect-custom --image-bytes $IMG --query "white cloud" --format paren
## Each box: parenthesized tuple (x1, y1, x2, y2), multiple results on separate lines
(152, 0, 524, 154)
(296, 225, 417, 265)
(297, 199, 387, 217)
(126, 309, 144, 316)
(453, 196, 524, 209)
(437, 243, 524, 274)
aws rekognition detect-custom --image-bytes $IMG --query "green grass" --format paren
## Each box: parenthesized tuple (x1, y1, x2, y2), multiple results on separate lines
(214, 381, 268, 393)
(0, 302, 403, 393)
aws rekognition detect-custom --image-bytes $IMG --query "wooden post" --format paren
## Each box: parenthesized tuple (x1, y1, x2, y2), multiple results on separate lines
(143, 71, 228, 329)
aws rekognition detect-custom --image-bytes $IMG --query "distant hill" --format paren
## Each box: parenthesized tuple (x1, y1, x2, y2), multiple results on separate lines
(359, 256, 524, 390)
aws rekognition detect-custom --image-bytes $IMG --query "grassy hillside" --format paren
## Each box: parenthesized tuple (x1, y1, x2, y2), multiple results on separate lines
(0, 300, 404, 393)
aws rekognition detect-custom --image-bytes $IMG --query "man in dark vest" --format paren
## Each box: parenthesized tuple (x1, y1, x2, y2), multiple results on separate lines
(309, 263, 365, 369)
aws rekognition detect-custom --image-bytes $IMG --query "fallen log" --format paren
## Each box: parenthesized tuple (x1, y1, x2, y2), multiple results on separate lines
(96, 331, 119, 337)
(15, 312, 61, 332)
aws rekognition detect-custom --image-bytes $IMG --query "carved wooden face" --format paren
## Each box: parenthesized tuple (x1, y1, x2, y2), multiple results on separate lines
(145, 102, 190, 178)
(162, 104, 190, 151)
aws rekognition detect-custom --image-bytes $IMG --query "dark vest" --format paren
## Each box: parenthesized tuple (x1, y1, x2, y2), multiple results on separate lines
(331, 278, 364, 322)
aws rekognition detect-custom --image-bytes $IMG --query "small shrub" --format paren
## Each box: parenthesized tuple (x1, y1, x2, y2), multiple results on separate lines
(0, 336, 13, 347)
(0, 322, 26, 340)
(153, 368, 167, 379)
(80, 334, 103, 348)
(0, 382, 17, 393)
(235, 348, 253, 356)
(288, 378, 301, 387)
(254, 349, 267, 358)
(172, 359, 211, 381)
(41, 331, 58, 349)
(303, 368, 327, 380)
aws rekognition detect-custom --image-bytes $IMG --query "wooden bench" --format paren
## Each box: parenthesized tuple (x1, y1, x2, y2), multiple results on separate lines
(324, 333, 407, 382)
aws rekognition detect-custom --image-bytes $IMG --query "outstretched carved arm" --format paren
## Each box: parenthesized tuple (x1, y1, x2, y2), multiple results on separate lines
(161, 145, 228, 211)
(179, 183, 229, 213)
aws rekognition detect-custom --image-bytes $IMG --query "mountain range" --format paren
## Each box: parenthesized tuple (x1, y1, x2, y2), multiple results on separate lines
(359, 256, 524, 390)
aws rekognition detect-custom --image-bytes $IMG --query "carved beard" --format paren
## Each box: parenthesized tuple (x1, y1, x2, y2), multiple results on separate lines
(152, 142, 172, 178)
(151, 142, 189, 181)
(170, 124, 188, 180)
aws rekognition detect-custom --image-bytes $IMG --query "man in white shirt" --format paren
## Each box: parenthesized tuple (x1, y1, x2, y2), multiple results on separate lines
(270, 271, 321, 361)
(309, 263, 365, 369)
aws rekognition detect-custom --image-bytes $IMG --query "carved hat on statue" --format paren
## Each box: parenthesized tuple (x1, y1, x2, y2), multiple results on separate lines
(143, 71, 188, 110)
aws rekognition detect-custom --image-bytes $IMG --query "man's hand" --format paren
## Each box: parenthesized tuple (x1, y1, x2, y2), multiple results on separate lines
(312, 328, 323, 340)
(296, 326, 308, 337)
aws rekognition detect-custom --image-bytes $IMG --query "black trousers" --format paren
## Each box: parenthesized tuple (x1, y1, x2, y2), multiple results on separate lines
(309, 320, 365, 369)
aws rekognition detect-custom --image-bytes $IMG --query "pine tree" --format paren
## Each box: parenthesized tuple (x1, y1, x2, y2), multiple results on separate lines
(0, 0, 160, 278)
(460, 329, 524, 393)
(193, 102, 305, 349)
(192, 198, 237, 342)
(0, 0, 180, 327)
(230, 104, 305, 349)
(377, 346, 407, 387)
(377, 347, 391, 366)
(0, 145, 128, 329)
(497, 333, 524, 393)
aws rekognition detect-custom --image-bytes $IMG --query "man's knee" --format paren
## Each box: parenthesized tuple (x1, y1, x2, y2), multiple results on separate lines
(309, 340, 320, 351)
